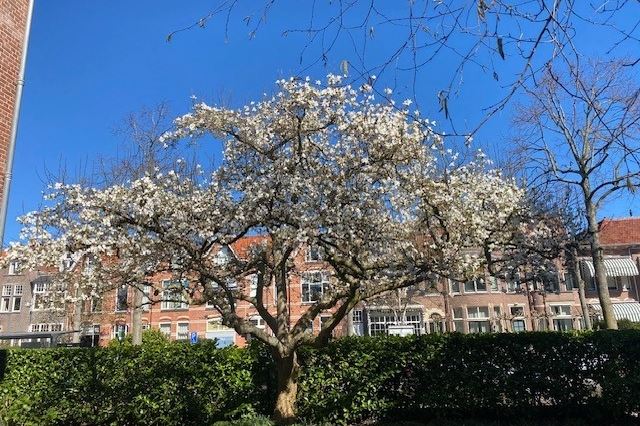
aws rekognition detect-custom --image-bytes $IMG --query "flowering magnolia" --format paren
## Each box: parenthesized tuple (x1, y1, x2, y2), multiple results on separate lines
(8, 75, 526, 423)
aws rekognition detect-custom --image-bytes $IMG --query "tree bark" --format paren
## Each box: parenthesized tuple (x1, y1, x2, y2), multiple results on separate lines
(72, 298, 83, 344)
(586, 206, 617, 329)
(273, 351, 300, 425)
(131, 285, 144, 345)
(571, 247, 592, 330)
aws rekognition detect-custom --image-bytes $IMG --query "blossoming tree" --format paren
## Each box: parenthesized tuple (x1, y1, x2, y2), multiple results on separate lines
(8, 76, 526, 423)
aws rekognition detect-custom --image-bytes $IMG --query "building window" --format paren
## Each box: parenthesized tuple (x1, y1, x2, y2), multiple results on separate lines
(1, 297, 10, 312)
(512, 319, 526, 332)
(14, 284, 22, 296)
(368, 310, 423, 336)
(606, 276, 619, 290)
(214, 247, 230, 265)
(551, 304, 574, 331)
(301, 271, 329, 303)
(142, 323, 150, 330)
(564, 273, 575, 290)
(352, 309, 363, 323)
(452, 307, 465, 333)
(8, 261, 20, 275)
(537, 318, 548, 331)
(550, 305, 572, 316)
(91, 297, 102, 313)
(249, 316, 265, 329)
(159, 323, 171, 337)
(464, 278, 486, 293)
(490, 277, 499, 292)
(510, 305, 525, 317)
(306, 245, 323, 262)
(2, 285, 11, 296)
(176, 322, 189, 340)
(206, 318, 236, 347)
(467, 306, 490, 333)
(32, 282, 47, 310)
(506, 273, 520, 292)
(249, 275, 258, 298)
(115, 286, 128, 312)
(30, 323, 62, 332)
(449, 280, 460, 293)
(320, 315, 333, 333)
(428, 313, 444, 334)
(492, 306, 503, 332)
(141, 285, 151, 311)
(112, 324, 128, 340)
(161, 280, 188, 310)
(11, 297, 21, 312)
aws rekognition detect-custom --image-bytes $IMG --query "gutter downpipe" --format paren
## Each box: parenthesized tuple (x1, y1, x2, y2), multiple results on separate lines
(0, 0, 35, 246)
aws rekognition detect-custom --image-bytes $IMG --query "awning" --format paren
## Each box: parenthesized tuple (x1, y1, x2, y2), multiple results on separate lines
(580, 258, 639, 278)
(590, 302, 640, 322)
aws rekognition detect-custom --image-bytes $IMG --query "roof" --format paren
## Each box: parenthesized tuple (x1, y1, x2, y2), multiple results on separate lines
(228, 236, 269, 260)
(598, 217, 640, 246)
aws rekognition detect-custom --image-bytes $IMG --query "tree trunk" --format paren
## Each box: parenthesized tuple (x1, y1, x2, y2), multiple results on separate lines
(72, 298, 83, 344)
(131, 285, 144, 345)
(273, 351, 300, 425)
(571, 248, 592, 330)
(586, 207, 617, 329)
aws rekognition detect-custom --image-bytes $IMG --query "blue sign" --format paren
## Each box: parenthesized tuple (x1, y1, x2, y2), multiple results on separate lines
(190, 331, 198, 345)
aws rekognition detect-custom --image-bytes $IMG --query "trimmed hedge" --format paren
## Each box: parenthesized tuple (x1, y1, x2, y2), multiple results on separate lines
(2, 331, 640, 425)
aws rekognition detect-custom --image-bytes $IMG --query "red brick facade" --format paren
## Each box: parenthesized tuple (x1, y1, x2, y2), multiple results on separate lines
(0, 0, 30, 203)
(84, 239, 589, 346)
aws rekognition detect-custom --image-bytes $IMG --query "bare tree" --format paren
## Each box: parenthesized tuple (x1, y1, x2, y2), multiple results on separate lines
(168, 1, 640, 138)
(513, 59, 640, 329)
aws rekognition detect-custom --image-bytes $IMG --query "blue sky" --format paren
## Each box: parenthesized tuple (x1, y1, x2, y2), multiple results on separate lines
(5, 1, 638, 243)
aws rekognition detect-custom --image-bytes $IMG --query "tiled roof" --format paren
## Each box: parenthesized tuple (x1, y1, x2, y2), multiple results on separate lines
(229, 236, 269, 260)
(599, 217, 640, 246)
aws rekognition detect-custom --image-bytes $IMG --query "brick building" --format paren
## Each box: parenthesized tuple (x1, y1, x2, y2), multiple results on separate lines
(578, 217, 640, 321)
(0, 0, 31, 206)
(0, 260, 67, 345)
(3, 217, 638, 346)
(83, 238, 586, 347)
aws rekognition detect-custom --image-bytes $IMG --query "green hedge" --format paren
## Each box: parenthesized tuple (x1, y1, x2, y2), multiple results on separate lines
(2, 331, 640, 425)
(0, 333, 268, 425)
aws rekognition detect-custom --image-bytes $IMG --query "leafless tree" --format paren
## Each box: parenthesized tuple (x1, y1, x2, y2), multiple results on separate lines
(513, 59, 640, 329)
(168, 1, 640, 139)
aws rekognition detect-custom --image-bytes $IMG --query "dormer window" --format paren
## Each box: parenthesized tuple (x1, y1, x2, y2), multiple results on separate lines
(60, 254, 75, 272)
(214, 247, 231, 265)
(306, 245, 323, 262)
(8, 261, 20, 275)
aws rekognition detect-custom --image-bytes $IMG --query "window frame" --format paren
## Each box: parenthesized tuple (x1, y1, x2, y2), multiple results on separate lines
(301, 271, 330, 303)
(161, 279, 189, 311)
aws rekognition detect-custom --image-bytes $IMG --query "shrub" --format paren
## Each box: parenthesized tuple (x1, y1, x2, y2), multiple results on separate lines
(2, 331, 640, 425)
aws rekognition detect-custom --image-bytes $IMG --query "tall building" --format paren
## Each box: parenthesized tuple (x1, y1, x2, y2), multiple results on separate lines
(0, 0, 32, 235)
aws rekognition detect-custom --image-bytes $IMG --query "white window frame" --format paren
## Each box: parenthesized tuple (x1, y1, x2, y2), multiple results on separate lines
(32, 282, 47, 311)
(249, 275, 258, 298)
(306, 245, 323, 262)
(159, 322, 172, 337)
(301, 271, 330, 303)
(176, 322, 189, 341)
(115, 286, 128, 312)
(467, 306, 490, 334)
(464, 277, 487, 293)
(161, 280, 188, 310)
(2, 285, 11, 296)
(13, 284, 23, 296)
(8, 260, 20, 275)
(11, 296, 21, 312)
